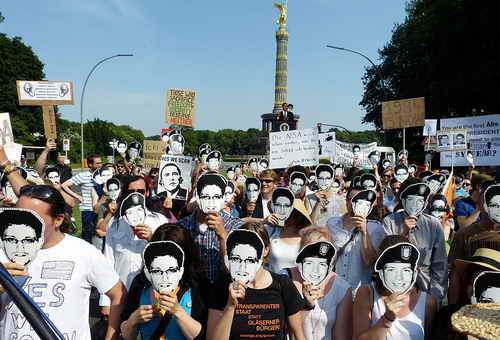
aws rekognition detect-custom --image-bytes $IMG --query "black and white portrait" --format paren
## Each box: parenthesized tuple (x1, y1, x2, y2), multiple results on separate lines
(248, 158, 259, 173)
(419, 171, 433, 183)
(394, 164, 409, 183)
(44, 167, 61, 185)
(116, 141, 128, 154)
(143, 241, 184, 293)
(375, 242, 420, 294)
(206, 151, 222, 171)
(0, 208, 45, 266)
(296, 241, 336, 285)
(360, 173, 377, 191)
(400, 183, 431, 217)
(454, 133, 466, 146)
(471, 271, 500, 304)
(398, 149, 408, 161)
(381, 159, 393, 170)
(408, 164, 417, 176)
(158, 162, 187, 200)
(331, 179, 341, 194)
(368, 150, 380, 166)
(483, 184, 500, 224)
(315, 164, 334, 190)
(224, 181, 236, 204)
(334, 164, 344, 178)
(105, 178, 121, 201)
(352, 145, 361, 159)
(438, 134, 450, 147)
(1, 167, 27, 204)
(258, 159, 269, 173)
(120, 192, 147, 227)
(245, 177, 261, 202)
(199, 148, 210, 164)
(466, 150, 474, 166)
(429, 195, 448, 219)
(128, 141, 142, 160)
(271, 187, 295, 226)
(198, 143, 211, 154)
(234, 165, 242, 176)
(225, 229, 265, 284)
(168, 133, 185, 155)
(289, 171, 307, 196)
(226, 167, 236, 181)
(93, 165, 114, 185)
(236, 175, 247, 186)
(426, 173, 446, 195)
(351, 189, 377, 218)
(196, 173, 227, 214)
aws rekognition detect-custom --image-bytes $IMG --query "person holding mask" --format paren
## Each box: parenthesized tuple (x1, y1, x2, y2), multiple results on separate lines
(207, 222, 305, 340)
(244, 169, 280, 223)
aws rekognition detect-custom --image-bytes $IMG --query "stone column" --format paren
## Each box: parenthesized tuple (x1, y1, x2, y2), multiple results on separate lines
(272, 25, 288, 114)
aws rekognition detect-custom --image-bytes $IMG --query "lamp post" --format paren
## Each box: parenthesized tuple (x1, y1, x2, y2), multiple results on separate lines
(80, 54, 133, 167)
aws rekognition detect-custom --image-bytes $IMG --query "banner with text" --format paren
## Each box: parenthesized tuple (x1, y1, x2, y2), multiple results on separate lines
(269, 128, 319, 169)
(318, 132, 336, 161)
(334, 141, 378, 168)
(16, 80, 74, 105)
(440, 114, 500, 166)
(143, 140, 167, 171)
(157, 154, 193, 200)
(165, 88, 196, 127)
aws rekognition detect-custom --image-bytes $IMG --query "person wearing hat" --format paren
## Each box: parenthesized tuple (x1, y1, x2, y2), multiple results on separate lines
(353, 235, 438, 340)
(247, 157, 259, 175)
(206, 150, 222, 171)
(291, 226, 353, 340)
(428, 194, 455, 248)
(168, 133, 184, 155)
(383, 181, 447, 303)
(128, 141, 142, 161)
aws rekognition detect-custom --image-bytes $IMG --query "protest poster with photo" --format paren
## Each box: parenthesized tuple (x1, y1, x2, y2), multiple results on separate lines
(165, 89, 196, 127)
(0, 113, 15, 145)
(440, 114, 500, 166)
(436, 129, 467, 152)
(16, 81, 74, 105)
(318, 132, 336, 160)
(157, 154, 193, 200)
(143, 140, 167, 172)
(269, 128, 319, 169)
(334, 141, 378, 168)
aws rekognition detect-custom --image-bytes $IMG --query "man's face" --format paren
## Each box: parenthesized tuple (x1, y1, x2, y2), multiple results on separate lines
(317, 171, 333, 190)
(487, 195, 500, 223)
(229, 244, 260, 284)
(108, 183, 120, 201)
(260, 177, 275, 194)
(117, 143, 127, 154)
(2, 224, 41, 266)
(403, 194, 425, 217)
(125, 205, 146, 227)
(391, 182, 401, 195)
(198, 185, 224, 214)
(352, 199, 372, 218)
(162, 165, 181, 192)
(395, 169, 409, 183)
(430, 200, 447, 218)
(90, 157, 103, 170)
(116, 164, 126, 174)
(128, 179, 148, 198)
(208, 158, 220, 171)
(381, 262, 414, 293)
(300, 257, 329, 285)
(56, 156, 65, 166)
(128, 147, 139, 160)
(290, 178, 305, 196)
(369, 155, 380, 165)
(47, 171, 60, 185)
(149, 255, 183, 293)
(100, 169, 113, 183)
(246, 183, 260, 201)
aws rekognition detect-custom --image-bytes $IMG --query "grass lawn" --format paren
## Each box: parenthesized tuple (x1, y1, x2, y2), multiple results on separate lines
(71, 204, 83, 237)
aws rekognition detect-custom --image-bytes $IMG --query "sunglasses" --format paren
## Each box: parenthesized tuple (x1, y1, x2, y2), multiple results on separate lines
(260, 179, 274, 184)
(464, 182, 471, 187)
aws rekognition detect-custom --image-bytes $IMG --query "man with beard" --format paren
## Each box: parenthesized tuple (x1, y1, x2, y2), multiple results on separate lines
(383, 180, 447, 303)
(158, 163, 187, 200)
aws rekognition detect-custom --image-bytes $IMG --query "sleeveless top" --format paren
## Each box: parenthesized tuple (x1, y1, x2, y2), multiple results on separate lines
(264, 224, 300, 275)
(303, 275, 351, 340)
(369, 284, 427, 340)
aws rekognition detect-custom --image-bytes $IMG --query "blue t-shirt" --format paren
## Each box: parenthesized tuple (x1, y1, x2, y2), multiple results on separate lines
(454, 197, 478, 221)
(138, 288, 192, 340)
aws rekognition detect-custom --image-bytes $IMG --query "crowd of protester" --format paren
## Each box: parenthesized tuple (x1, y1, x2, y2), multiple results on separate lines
(0, 136, 500, 340)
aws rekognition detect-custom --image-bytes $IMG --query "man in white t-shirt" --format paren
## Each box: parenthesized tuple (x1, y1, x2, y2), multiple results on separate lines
(0, 184, 125, 340)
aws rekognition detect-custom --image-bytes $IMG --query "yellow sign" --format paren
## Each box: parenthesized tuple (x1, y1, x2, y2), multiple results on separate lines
(143, 140, 167, 171)
(382, 97, 425, 130)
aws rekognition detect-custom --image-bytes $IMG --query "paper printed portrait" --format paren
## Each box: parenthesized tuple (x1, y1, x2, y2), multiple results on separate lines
(315, 165, 334, 190)
(381, 158, 393, 169)
(368, 150, 380, 166)
(245, 177, 261, 202)
(116, 141, 128, 154)
(289, 171, 307, 196)
(44, 167, 61, 185)
(483, 184, 500, 224)
(398, 149, 408, 161)
(258, 159, 269, 173)
(120, 192, 147, 227)
(93, 165, 114, 185)
(429, 195, 448, 218)
(143, 241, 185, 293)
(105, 178, 121, 201)
(351, 189, 377, 218)
(426, 173, 446, 195)
(471, 271, 500, 304)
(296, 241, 336, 285)
(225, 229, 265, 284)
(198, 143, 211, 154)
(157, 155, 193, 200)
(196, 173, 227, 214)
(168, 133, 185, 155)
(352, 145, 361, 159)
(400, 183, 431, 217)
(271, 187, 295, 226)
(206, 151, 222, 171)
(226, 167, 236, 181)
(0, 208, 45, 267)
(394, 164, 409, 183)
(199, 148, 211, 164)
(224, 181, 236, 204)
(334, 164, 344, 178)
(128, 141, 142, 161)
(360, 173, 377, 191)
(375, 242, 420, 294)
(248, 158, 259, 173)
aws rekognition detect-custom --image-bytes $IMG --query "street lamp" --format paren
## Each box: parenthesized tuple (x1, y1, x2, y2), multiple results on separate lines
(80, 54, 133, 167)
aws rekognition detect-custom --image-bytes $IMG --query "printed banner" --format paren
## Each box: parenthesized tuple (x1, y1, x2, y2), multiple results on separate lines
(382, 97, 425, 130)
(16, 80, 74, 105)
(334, 141, 378, 168)
(0, 113, 15, 145)
(269, 128, 319, 169)
(318, 132, 336, 160)
(157, 154, 193, 200)
(440, 114, 500, 166)
(165, 89, 196, 127)
(143, 140, 167, 172)
(436, 129, 467, 152)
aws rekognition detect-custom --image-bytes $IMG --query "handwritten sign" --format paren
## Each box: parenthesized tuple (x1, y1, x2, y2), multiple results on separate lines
(269, 128, 319, 169)
(16, 80, 74, 105)
(165, 89, 196, 127)
(42, 106, 57, 140)
(0, 113, 15, 145)
(382, 97, 425, 130)
(143, 140, 167, 171)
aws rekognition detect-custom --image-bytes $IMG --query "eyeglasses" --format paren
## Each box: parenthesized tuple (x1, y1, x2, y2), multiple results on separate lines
(229, 256, 259, 265)
(150, 267, 180, 276)
(260, 179, 274, 184)
(3, 236, 37, 246)
(464, 182, 471, 187)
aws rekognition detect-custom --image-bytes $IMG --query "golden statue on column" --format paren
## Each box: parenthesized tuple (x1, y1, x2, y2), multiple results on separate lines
(273, 0, 287, 26)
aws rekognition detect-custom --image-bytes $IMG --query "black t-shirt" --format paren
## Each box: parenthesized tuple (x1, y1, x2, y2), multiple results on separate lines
(209, 271, 304, 340)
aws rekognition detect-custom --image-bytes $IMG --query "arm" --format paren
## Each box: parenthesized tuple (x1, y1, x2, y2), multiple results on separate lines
(360, 225, 379, 266)
(424, 294, 438, 340)
(287, 312, 305, 340)
(171, 305, 202, 339)
(456, 209, 480, 229)
(104, 281, 127, 340)
(35, 140, 56, 176)
(207, 308, 234, 340)
(352, 285, 391, 340)
(332, 288, 353, 340)
(61, 179, 83, 202)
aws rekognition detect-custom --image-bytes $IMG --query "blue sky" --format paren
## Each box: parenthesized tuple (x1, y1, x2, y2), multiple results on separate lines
(1, 1, 407, 137)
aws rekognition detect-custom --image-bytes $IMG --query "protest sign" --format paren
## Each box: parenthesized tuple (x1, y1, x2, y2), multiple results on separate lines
(165, 89, 196, 127)
(42, 106, 57, 140)
(318, 132, 336, 160)
(63, 139, 70, 152)
(157, 154, 193, 200)
(4, 143, 23, 163)
(436, 129, 467, 152)
(143, 140, 167, 171)
(269, 128, 319, 169)
(334, 141, 378, 168)
(0, 113, 15, 145)
(382, 97, 425, 130)
(440, 114, 500, 166)
(423, 119, 437, 136)
(16, 81, 74, 105)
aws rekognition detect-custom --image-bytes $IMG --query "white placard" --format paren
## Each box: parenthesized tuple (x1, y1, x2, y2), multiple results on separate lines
(318, 132, 336, 160)
(334, 141, 378, 168)
(63, 138, 70, 151)
(440, 114, 500, 166)
(423, 119, 437, 136)
(16, 80, 74, 105)
(0, 113, 14, 146)
(157, 154, 193, 200)
(4, 143, 23, 163)
(269, 128, 319, 169)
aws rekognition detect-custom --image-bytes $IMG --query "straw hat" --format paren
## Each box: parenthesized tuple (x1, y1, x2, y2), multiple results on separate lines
(452, 303, 500, 340)
(454, 248, 500, 274)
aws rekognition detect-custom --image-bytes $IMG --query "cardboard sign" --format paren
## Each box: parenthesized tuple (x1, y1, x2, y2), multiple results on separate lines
(16, 81, 74, 106)
(382, 97, 425, 130)
(269, 128, 319, 169)
(143, 140, 167, 172)
(436, 129, 467, 152)
(42, 106, 57, 140)
(0, 113, 15, 145)
(157, 154, 193, 200)
(165, 88, 196, 127)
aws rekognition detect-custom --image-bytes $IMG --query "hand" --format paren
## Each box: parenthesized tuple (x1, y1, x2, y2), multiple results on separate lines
(207, 211, 225, 238)
(383, 293, 407, 321)
(159, 291, 182, 316)
(0, 146, 7, 163)
(264, 214, 279, 225)
(0, 263, 28, 293)
(163, 196, 173, 209)
(403, 216, 417, 234)
(302, 281, 322, 308)
(45, 139, 57, 151)
(108, 201, 117, 214)
(95, 229, 106, 238)
(351, 216, 368, 234)
(134, 224, 153, 241)
(246, 201, 256, 215)
(227, 281, 246, 308)
(130, 305, 154, 326)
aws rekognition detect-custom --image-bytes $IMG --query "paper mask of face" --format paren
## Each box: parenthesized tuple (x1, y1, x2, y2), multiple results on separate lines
(471, 271, 500, 304)
(395, 168, 409, 183)
(382, 262, 414, 293)
(224, 186, 235, 203)
(466, 151, 474, 166)
(258, 161, 268, 173)
(198, 184, 225, 214)
(317, 171, 333, 190)
(308, 175, 316, 184)
(108, 184, 120, 201)
(100, 169, 113, 183)
(46, 172, 60, 185)
(2, 183, 18, 204)
(427, 180, 441, 195)
(128, 148, 139, 160)
(351, 190, 375, 218)
(227, 243, 262, 284)
(289, 172, 306, 196)
(170, 141, 184, 155)
(208, 158, 220, 171)
(430, 200, 446, 218)
(484, 185, 500, 224)
(272, 194, 293, 226)
(125, 205, 146, 227)
(235, 167, 242, 175)
(236, 176, 246, 185)
(382, 160, 392, 169)
(369, 155, 380, 165)
(200, 154, 208, 164)
(375, 243, 420, 294)
(249, 162, 258, 173)
(144, 241, 184, 293)
(331, 180, 341, 194)
(403, 195, 426, 217)
(296, 241, 335, 285)
(334, 168, 343, 177)
(0, 209, 45, 267)
(117, 143, 127, 154)
(246, 183, 260, 202)
(227, 170, 235, 180)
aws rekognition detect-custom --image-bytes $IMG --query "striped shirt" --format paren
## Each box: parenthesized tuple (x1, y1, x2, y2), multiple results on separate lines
(70, 170, 94, 211)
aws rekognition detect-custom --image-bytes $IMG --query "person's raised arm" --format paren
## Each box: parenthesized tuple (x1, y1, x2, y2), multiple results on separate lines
(35, 139, 56, 176)
(61, 178, 83, 202)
